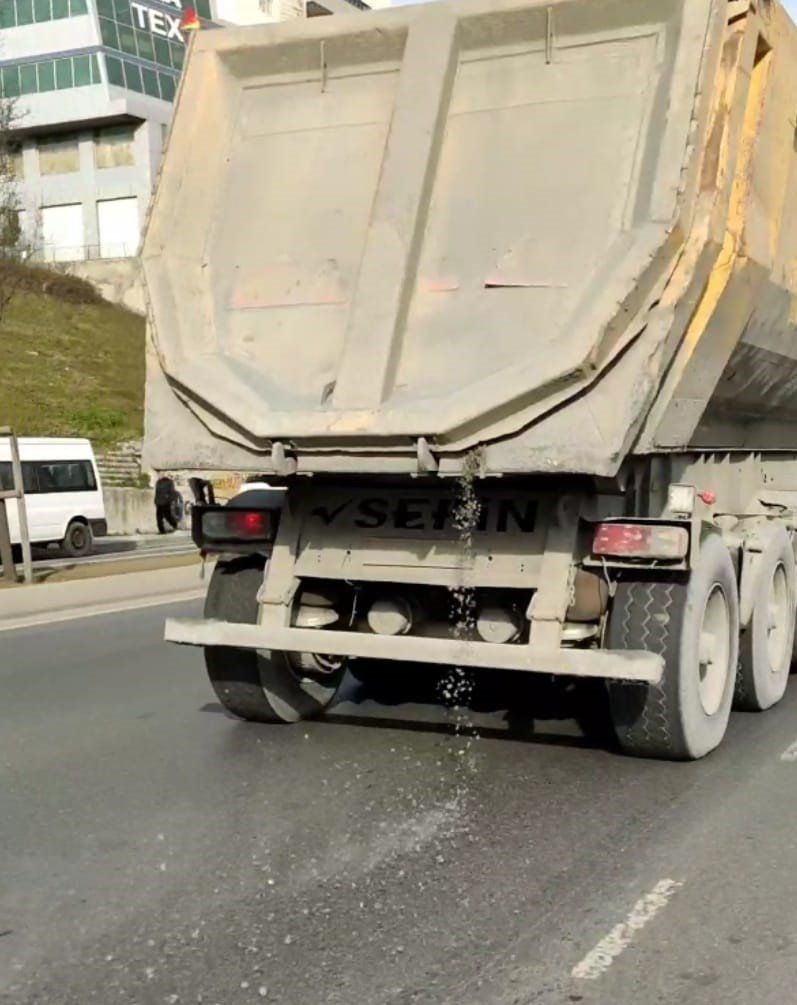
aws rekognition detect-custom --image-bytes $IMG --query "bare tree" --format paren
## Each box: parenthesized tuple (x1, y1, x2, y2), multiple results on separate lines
(0, 91, 29, 327)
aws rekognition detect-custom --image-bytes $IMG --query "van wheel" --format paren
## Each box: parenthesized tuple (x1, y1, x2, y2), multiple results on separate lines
(607, 535, 739, 760)
(62, 520, 93, 558)
(736, 527, 796, 711)
(204, 555, 346, 723)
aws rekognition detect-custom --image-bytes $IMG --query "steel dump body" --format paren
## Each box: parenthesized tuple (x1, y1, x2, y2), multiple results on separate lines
(144, 0, 797, 477)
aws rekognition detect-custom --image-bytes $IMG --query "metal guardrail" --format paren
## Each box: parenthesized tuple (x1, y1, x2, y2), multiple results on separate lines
(29, 243, 139, 264)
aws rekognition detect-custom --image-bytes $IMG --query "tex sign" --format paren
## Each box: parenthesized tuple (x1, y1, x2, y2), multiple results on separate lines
(130, 0, 190, 43)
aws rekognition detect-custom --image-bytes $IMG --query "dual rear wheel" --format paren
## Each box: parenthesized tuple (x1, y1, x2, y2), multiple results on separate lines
(608, 530, 796, 760)
(203, 555, 346, 724)
(204, 533, 797, 760)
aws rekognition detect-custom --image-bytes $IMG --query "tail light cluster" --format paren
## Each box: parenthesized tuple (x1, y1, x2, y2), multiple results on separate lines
(192, 505, 279, 553)
(592, 522, 689, 560)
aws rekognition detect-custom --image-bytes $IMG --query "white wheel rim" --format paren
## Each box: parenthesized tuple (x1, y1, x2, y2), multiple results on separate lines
(766, 562, 790, 674)
(698, 583, 730, 716)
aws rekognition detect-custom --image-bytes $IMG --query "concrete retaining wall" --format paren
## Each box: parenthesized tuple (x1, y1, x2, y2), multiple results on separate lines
(104, 484, 197, 536)
(63, 258, 146, 316)
(104, 487, 157, 535)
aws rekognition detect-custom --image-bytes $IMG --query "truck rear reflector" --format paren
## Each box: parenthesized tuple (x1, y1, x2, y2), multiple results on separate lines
(592, 523, 688, 560)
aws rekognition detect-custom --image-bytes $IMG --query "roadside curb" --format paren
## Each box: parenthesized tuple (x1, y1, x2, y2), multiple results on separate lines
(0, 564, 207, 631)
(0, 550, 199, 589)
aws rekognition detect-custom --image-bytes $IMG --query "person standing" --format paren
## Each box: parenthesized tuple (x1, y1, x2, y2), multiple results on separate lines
(154, 475, 179, 534)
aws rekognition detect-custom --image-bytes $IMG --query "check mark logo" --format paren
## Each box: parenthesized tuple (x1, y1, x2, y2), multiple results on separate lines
(310, 502, 349, 526)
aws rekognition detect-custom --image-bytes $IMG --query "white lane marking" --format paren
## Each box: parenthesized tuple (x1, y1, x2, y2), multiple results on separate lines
(571, 878, 682, 981)
(780, 740, 797, 761)
(0, 590, 206, 633)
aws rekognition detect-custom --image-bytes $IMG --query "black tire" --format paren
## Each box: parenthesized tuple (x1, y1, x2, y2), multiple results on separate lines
(608, 534, 739, 760)
(204, 555, 345, 723)
(736, 527, 796, 712)
(169, 493, 184, 528)
(62, 520, 92, 558)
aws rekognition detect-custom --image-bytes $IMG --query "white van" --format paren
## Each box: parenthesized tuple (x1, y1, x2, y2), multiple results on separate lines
(0, 438, 107, 557)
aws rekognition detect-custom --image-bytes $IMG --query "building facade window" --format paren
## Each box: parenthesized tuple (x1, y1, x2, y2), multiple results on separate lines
(94, 126, 136, 168)
(97, 3, 185, 74)
(0, 54, 102, 97)
(9, 147, 25, 180)
(103, 54, 177, 101)
(96, 1, 212, 68)
(0, 2, 218, 105)
(94, 0, 214, 102)
(38, 136, 81, 175)
(0, 0, 88, 28)
(97, 196, 140, 258)
(40, 203, 85, 261)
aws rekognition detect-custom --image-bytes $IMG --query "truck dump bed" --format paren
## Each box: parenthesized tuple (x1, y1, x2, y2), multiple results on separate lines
(143, 0, 797, 477)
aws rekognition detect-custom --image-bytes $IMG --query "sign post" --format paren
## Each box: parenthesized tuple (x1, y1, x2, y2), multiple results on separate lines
(0, 497, 14, 584)
(0, 427, 32, 585)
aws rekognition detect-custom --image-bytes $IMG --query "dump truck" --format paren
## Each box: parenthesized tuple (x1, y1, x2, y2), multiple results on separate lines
(145, 0, 797, 759)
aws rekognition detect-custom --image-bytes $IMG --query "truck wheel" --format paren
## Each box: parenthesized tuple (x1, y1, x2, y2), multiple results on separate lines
(204, 555, 345, 723)
(607, 534, 739, 760)
(735, 527, 796, 712)
(62, 520, 93, 558)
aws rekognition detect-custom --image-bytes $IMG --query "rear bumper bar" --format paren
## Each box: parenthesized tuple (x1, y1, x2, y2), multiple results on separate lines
(165, 618, 663, 684)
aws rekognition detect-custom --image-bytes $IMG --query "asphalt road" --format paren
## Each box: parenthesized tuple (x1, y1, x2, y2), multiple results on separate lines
(3, 601, 797, 1004)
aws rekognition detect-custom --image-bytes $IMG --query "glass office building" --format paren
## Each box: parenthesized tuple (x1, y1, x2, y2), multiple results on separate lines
(0, 0, 372, 261)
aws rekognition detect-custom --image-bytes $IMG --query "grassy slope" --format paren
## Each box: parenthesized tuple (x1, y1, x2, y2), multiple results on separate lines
(0, 288, 145, 451)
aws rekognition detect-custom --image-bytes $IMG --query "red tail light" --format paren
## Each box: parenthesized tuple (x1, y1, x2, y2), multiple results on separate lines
(233, 510, 268, 537)
(199, 508, 277, 545)
(592, 522, 688, 560)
